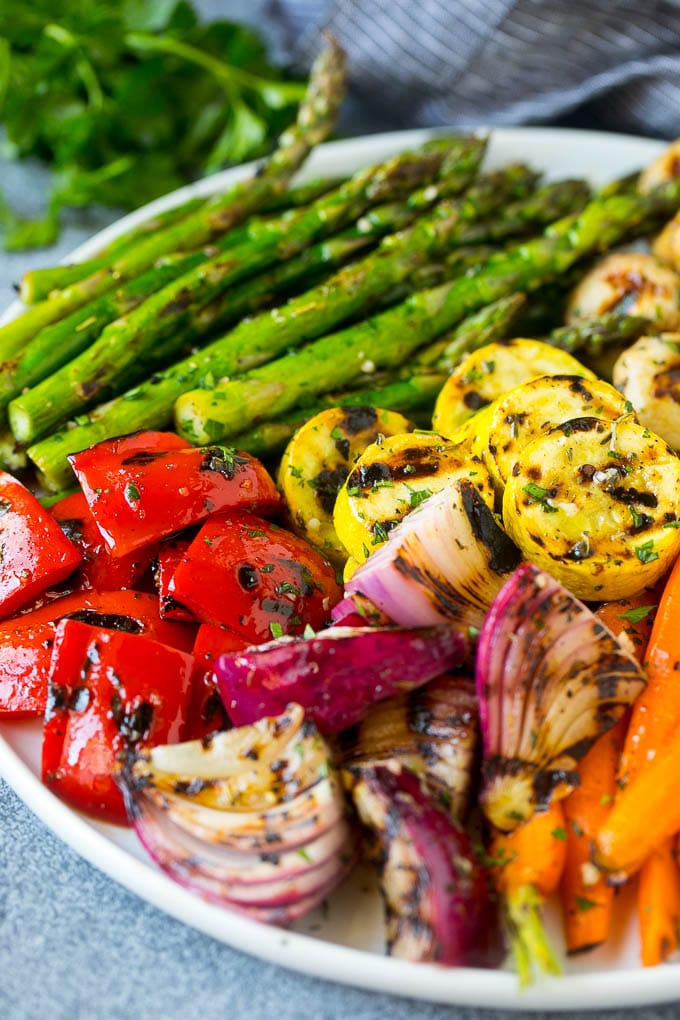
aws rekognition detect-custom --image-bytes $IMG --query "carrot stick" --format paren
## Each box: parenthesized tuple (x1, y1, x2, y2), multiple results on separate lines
(595, 565, 680, 886)
(638, 842, 680, 967)
(562, 594, 654, 956)
(618, 566, 677, 789)
(491, 800, 567, 985)
(560, 718, 626, 955)
(595, 719, 680, 876)
(618, 580, 680, 965)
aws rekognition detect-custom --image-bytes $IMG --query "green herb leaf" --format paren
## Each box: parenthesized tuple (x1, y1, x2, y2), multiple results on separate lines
(617, 604, 656, 624)
(0, 3, 302, 248)
(523, 482, 551, 501)
(635, 540, 659, 564)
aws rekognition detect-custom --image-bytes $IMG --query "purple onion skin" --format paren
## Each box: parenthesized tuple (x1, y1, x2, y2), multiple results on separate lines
(352, 765, 504, 968)
(215, 625, 468, 734)
(123, 778, 360, 925)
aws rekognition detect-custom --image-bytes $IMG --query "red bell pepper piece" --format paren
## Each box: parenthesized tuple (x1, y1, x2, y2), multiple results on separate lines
(0, 471, 81, 619)
(185, 623, 248, 740)
(51, 491, 156, 591)
(169, 511, 342, 643)
(69, 434, 281, 557)
(0, 589, 196, 717)
(42, 619, 193, 824)
(153, 538, 195, 622)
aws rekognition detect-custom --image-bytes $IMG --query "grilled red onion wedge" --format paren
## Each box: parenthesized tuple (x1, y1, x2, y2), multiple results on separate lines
(476, 563, 646, 831)
(344, 764, 504, 967)
(338, 673, 479, 822)
(118, 704, 358, 924)
(215, 624, 467, 734)
(345, 481, 521, 632)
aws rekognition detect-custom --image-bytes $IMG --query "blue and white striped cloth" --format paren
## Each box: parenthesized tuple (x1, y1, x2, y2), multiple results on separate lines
(266, 0, 680, 138)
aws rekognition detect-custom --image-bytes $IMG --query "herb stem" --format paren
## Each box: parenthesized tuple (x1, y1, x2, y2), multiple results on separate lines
(125, 32, 305, 103)
(43, 24, 104, 109)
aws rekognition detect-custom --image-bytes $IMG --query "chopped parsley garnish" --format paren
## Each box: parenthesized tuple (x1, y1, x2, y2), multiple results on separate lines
(635, 540, 659, 564)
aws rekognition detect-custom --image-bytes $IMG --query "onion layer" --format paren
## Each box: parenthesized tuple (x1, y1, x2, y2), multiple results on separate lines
(345, 764, 504, 967)
(345, 481, 520, 632)
(215, 624, 467, 734)
(476, 563, 646, 831)
(117, 704, 358, 924)
(338, 673, 478, 822)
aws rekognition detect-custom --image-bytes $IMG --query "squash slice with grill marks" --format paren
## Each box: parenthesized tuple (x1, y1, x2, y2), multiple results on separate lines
(613, 333, 680, 450)
(333, 431, 495, 563)
(472, 373, 632, 492)
(432, 338, 595, 438)
(278, 405, 413, 564)
(502, 415, 680, 601)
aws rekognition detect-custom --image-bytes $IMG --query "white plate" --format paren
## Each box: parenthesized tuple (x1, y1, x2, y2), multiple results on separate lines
(0, 127, 676, 1012)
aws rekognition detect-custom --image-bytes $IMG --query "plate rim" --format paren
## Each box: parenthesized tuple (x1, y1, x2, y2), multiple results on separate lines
(2, 124, 678, 1012)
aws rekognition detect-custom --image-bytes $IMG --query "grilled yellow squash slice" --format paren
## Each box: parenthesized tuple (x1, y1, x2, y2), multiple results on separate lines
(566, 252, 680, 331)
(472, 373, 632, 491)
(278, 405, 413, 563)
(333, 431, 495, 562)
(638, 139, 680, 192)
(502, 415, 680, 601)
(653, 211, 680, 272)
(613, 334, 680, 450)
(432, 338, 595, 438)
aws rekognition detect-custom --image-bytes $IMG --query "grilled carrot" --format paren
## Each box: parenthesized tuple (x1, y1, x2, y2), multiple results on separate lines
(560, 718, 626, 955)
(491, 800, 567, 985)
(637, 841, 680, 967)
(561, 593, 654, 956)
(595, 566, 680, 907)
(595, 720, 680, 876)
(617, 567, 677, 791)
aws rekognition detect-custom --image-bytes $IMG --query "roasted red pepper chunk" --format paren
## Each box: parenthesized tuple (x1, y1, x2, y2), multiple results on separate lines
(42, 618, 194, 824)
(0, 472, 82, 619)
(168, 510, 342, 643)
(69, 432, 281, 557)
(154, 538, 195, 622)
(184, 623, 248, 740)
(51, 491, 156, 591)
(0, 589, 195, 718)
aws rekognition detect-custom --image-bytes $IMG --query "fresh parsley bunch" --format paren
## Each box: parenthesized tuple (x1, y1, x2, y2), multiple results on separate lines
(0, 0, 305, 248)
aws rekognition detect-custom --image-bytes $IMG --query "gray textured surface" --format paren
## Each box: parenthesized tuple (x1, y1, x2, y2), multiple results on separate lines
(2, 2, 680, 1017)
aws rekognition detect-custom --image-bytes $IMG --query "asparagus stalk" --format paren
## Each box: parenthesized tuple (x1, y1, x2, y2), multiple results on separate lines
(18, 197, 207, 304)
(174, 177, 680, 444)
(448, 178, 590, 246)
(0, 428, 27, 473)
(0, 248, 220, 411)
(22, 175, 350, 303)
(414, 293, 526, 369)
(546, 312, 651, 357)
(283, 179, 585, 337)
(10, 154, 524, 444)
(20, 178, 347, 304)
(1, 37, 347, 358)
(230, 370, 447, 459)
